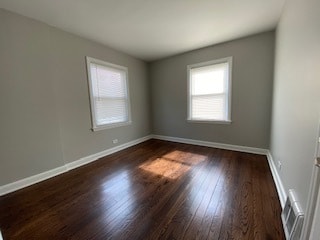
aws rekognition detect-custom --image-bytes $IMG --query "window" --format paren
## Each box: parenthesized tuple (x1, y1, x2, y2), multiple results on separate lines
(86, 57, 131, 131)
(187, 57, 232, 123)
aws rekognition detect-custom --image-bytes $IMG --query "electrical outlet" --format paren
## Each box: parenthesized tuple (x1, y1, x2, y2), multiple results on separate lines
(278, 160, 282, 170)
(112, 139, 118, 144)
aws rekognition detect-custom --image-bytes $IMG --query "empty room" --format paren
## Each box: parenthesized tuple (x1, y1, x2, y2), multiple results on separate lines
(0, 0, 319, 239)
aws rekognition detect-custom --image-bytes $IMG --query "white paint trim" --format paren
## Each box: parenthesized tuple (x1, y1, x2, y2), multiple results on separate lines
(86, 56, 132, 131)
(0, 135, 152, 196)
(301, 161, 320, 240)
(266, 150, 287, 208)
(0, 133, 286, 214)
(65, 135, 152, 171)
(186, 119, 232, 124)
(187, 56, 233, 123)
(151, 134, 286, 209)
(151, 134, 268, 155)
(0, 165, 68, 196)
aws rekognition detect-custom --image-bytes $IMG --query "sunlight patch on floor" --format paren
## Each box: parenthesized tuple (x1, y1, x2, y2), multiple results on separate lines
(139, 150, 206, 179)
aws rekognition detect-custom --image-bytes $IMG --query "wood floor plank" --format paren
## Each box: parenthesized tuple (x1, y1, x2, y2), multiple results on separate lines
(106, 145, 207, 239)
(230, 153, 255, 239)
(152, 150, 220, 240)
(133, 146, 219, 240)
(0, 139, 285, 240)
(251, 154, 268, 240)
(194, 151, 232, 240)
(182, 150, 227, 240)
(208, 151, 241, 240)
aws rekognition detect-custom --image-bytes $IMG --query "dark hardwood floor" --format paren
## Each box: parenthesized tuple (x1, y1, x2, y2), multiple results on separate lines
(0, 139, 285, 240)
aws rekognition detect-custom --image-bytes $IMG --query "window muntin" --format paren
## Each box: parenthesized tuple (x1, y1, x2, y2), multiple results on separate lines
(187, 57, 232, 123)
(86, 57, 131, 131)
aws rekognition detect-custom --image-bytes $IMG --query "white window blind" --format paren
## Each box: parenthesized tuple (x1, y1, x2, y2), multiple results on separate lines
(86, 57, 131, 131)
(188, 57, 232, 122)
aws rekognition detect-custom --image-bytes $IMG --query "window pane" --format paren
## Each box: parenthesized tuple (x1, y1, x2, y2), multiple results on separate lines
(190, 63, 228, 95)
(90, 64, 126, 98)
(191, 95, 226, 120)
(87, 57, 130, 129)
(188, 58, 231, 122)
(95, 98, 128, 125)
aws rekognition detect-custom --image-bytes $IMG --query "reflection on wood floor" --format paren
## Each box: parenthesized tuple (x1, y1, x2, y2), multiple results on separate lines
(0, 139, 285, 239)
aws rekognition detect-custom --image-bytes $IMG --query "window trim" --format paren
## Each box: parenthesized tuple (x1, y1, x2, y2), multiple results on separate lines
(187, 57, 233, 124)
(86, 56, 132, 131)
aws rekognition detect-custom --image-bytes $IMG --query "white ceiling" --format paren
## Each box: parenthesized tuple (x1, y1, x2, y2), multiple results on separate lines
(0, 0, 285, 61)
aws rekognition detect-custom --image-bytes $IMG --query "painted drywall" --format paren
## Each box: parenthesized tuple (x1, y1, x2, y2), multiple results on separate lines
(0, 9, 151, 185)
(270, 0, 320, 210)
(49, 23, 150, 163)
(150, 32, 275, 149)
(0, 9, 64, 185)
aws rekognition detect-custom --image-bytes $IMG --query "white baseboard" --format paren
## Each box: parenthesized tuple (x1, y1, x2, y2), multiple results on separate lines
(0, 133, 285, 212)
(152, 134, 286, 208)
(151, 134, 268, 155)
(0, 165, 68, 196)
(266, 150, 287, 208)
(0, 135, 152, 196)
(65, 135, 152, 171)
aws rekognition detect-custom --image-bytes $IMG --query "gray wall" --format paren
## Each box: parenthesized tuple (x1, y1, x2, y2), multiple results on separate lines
(0, 9, 151, 185)
(0, 8, 64, 186)
(50, 23, 150, 163)
(270, 0, 320, 210)
(150, 32, 275, 149)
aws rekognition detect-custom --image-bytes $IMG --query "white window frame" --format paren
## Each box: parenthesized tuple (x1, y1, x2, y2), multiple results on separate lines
(187, 57, 232, 124)
(86, 56, 132, 131)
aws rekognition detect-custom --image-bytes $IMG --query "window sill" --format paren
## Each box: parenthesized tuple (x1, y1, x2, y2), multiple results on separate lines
(92, 121, 132, 131)
(187, 119, 232, 124)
